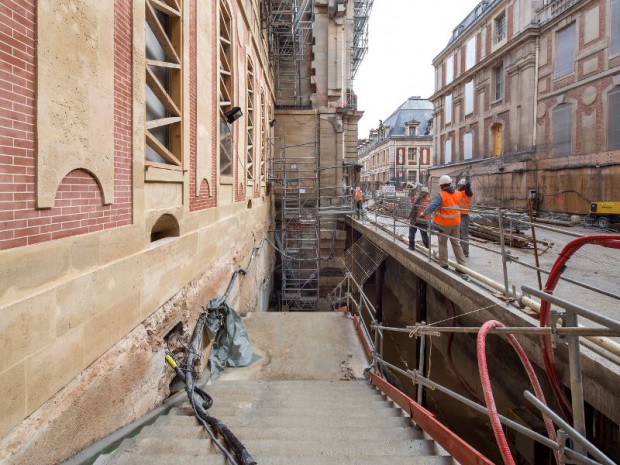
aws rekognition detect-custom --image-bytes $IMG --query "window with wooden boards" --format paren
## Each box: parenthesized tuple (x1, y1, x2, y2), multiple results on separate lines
(219, 0, 234, 178)
(145, 0, 183, 169)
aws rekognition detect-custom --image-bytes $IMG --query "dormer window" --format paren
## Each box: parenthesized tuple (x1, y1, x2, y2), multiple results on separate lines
(406, 120, 420, 136)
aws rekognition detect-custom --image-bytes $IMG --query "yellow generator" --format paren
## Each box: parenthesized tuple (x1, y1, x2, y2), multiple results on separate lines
(589, 202, 620, 228)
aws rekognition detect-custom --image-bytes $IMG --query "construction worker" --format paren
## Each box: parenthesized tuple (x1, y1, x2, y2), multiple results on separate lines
(456, 178, 474, 257)
(420, 175, 466, 268)
(354, 187, 364, 219)
(409, 187, 430, 250)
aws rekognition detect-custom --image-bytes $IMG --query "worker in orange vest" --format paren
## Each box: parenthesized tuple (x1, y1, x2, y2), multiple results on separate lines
(457, 178, 474, 257)
(409, 186, 430, 250)
(420, 175, 466, 268)
(354, 187, 364, 219)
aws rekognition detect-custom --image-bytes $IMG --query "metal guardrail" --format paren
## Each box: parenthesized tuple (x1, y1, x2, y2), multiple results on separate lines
(327, 272, 620, 465)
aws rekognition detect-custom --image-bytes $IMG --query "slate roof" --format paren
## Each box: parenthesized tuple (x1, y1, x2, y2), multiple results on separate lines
(383, 97, 433, 137)
(440, 0, 501, 53)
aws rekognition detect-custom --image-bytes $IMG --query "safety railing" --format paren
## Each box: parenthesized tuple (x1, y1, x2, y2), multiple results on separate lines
(350, 195, 620, 362)
(328, 271, 620, 465)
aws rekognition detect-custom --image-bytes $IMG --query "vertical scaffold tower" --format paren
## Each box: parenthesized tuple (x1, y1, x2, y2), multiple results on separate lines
(351, 0, 373, 78)
(270, 136, 320, 311)
(268, 0, 314, 106)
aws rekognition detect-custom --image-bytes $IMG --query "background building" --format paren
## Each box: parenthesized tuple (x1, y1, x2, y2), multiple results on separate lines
(0, 1, 370, 463)
(358, 97, 434, 189)
(430, 0, 620, 214)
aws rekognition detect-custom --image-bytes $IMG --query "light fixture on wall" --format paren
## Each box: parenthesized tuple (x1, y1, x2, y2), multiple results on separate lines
(225, 107, 243, 124)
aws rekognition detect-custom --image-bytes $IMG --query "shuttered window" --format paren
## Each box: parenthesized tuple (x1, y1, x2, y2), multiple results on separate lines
(464, 132, 473, 159)
(445, 139, 452, 164)
(445, 94, 452, 124)
(465, 37, 476, 70)
(465, 80, 474, 115)
(609, 87, 620, 150)
(446, 56, 454, 84)
(554, 23, 576, 78)
(552, 104, 572, 157)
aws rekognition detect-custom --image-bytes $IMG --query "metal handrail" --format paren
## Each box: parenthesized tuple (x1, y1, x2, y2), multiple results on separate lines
(332, 272, 618, 465)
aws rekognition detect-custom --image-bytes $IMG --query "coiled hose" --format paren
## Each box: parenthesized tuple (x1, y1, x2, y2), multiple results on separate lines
(477, 320, 559, 465)
(539, 235, 620, 422)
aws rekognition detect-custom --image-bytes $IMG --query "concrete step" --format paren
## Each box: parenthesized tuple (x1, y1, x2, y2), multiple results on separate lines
(98, 452, 454, 465)
(170, 398, 393, 413)
(137, 423, 424, 441)
(154, 413, 411, 429)
(114, 437, 438, 457)
(207, 380, 372, 389)
(203, 406, 403, 419)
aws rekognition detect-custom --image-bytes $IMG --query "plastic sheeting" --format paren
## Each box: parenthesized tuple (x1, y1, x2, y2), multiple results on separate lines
(206, 302, 254, 378)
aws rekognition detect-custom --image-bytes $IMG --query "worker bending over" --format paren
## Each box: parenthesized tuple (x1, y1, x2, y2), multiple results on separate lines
(421, 175, 466, 269)
(456, 178, 473, 257)
(409, 186, 430, 250)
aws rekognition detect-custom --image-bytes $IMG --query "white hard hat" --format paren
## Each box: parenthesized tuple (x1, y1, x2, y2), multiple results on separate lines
(420, 186, 429, 193)
(438, 175, 452, 186)
(457, 178, 467, 186)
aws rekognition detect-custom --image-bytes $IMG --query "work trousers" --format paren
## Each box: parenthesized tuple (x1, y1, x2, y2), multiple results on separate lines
(459, 214, 470, 256)
(437, 224, 466, 267)
(409, 224, 429, 249)
(356, 201, 363, 219)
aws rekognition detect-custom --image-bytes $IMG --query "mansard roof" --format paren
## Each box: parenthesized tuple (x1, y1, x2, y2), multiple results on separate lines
(383, 97, 433, 137)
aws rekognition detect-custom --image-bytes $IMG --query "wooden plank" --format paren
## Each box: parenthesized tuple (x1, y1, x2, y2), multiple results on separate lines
(146, 131, 181, 166)
(370, 373, 494, 465)
(146, 59, 181, 69)
(146, 66, 181, 116)
(145, 2, 181, 65)
(146, 117, 181, 130)
(148, 0, 181, 17)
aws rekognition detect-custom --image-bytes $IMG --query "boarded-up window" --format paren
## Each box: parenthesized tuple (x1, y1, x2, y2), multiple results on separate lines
(609, 87, 620, 150)
(612, 0, 620, 55)
(466, 37, 476, 70)
(446, 56, 454, 84)
(465, 80, 474, 115)
(219, 1, 234, 177)
(554, 23, 576, 78)
(552, 103, 572, 157)
(445, 139, 452, 164)
(464, 132, 473, 159)
(145, 0, 183, 167)
(445, 94, 452, 124)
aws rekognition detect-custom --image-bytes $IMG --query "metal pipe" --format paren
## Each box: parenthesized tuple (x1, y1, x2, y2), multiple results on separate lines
(373, 324, 619, 337)
(497, 208, 510, 300)
(528, 199, 543, 289)
(524, 391, 615, 465)
(417, 326, 426, 405)
(564, 313, 586, 453)
(522, 286, 620, 333)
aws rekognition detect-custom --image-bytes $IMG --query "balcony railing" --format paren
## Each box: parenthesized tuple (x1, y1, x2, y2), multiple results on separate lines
(537, 0, 581, 24)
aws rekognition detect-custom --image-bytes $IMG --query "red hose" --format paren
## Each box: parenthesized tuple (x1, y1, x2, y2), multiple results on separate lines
(539, 235, 620, 422)
(478, 320, 559, 465)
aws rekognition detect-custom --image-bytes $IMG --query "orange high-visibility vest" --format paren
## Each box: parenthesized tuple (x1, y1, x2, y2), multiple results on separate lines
(459, 192, 473, 214)
(434, 190, 461, 226)
(355, 190, 363, 202)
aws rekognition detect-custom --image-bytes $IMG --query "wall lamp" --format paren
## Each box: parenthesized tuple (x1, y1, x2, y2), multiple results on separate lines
(225, 107, 243, 124)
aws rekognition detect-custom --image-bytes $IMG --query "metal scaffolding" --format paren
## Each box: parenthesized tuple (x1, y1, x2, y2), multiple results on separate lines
(271, 138, 321, 311)
(268, 0, 314, 106)
(351, 0, 373, 78)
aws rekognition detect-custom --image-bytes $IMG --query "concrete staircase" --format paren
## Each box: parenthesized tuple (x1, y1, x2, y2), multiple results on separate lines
(93, 380, 454, 465)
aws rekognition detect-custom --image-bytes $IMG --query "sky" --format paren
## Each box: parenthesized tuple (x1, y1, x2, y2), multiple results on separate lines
(355, 0, 482, 138)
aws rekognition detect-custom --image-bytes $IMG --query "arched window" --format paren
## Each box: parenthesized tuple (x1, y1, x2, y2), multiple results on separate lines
(144, 0, 183, 168)
(609, 87, 620, 150)
(219, 0, 234, 177)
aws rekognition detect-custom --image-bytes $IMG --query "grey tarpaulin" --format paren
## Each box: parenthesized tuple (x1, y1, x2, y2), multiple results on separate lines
(206, 301, 254, 377)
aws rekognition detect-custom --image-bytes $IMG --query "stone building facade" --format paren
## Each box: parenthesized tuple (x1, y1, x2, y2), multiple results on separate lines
(430, 0, 620, 214)
(0, 1, 365, 463)
(358, 97, 434, 189)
